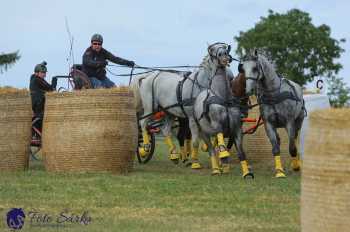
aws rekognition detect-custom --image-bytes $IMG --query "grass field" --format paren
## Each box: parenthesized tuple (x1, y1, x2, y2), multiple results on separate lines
(0, 139, 300, 232)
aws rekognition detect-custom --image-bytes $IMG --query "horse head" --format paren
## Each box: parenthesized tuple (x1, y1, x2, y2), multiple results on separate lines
(241, 49, 263, 95)
(207, 42, 232, 67)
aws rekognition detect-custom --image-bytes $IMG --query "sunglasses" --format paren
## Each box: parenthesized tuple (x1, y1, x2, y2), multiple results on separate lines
(92, 42, 102, 46)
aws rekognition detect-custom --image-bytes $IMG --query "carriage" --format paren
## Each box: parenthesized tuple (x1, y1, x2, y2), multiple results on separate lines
(29, 64, 158, 162)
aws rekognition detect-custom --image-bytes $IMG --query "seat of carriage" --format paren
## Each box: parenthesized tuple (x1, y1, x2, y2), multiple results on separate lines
(70, 64, 92, 90)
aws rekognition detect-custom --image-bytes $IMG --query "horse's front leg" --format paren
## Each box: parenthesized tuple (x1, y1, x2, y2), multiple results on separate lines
(232, 129, 254, 178)
(265, 122, 286, 178)
(160, 117, 180, 164)
(216, 132, 231, 173)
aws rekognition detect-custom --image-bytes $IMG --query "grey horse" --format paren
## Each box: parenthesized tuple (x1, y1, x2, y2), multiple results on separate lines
(242, 49, 305, 178)
(131, 43, 233, 171)
(191, 64, 254, 177)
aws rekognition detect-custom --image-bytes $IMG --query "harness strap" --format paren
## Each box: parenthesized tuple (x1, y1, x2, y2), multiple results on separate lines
(176, 76, 190, 118)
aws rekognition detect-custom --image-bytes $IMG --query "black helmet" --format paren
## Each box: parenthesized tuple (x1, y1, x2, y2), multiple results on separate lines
(91, 33, 103, 43)
(34, 61, 47, 73)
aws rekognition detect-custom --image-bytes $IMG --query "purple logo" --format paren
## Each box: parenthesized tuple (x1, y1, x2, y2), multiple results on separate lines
(6, 208, 25, 230)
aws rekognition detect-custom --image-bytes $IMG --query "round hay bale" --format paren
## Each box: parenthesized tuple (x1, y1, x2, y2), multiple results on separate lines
(301, 108, 350, 232)
(231, 96, 290, 165)
(42, 87, 137, 174)
(0, 88, 31, 171)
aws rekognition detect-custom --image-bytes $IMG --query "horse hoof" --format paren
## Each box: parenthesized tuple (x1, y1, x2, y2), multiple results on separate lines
(275, 170, 286, 178)
(182, 158, 188, 164)
(191, 162, 202, 169)
(291, 160, 301, 171)
(169, 153, 180, 163)
(243, 172, 254, 179)
(211, 169, 221, 175)
(221, 164, 230, 174)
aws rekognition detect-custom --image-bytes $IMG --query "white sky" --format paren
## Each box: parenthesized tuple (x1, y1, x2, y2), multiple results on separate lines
(1, 0, 349, 89)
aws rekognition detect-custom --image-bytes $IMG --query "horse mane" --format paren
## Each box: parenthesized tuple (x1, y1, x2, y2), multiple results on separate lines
(199, 54, 211, 69)
(257, 54, 279, 80)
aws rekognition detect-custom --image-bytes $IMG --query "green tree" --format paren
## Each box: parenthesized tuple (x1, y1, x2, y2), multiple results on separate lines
(235, 9, 345, 86)
(0, 51, 20, 73)
(327, 76, 350, 108)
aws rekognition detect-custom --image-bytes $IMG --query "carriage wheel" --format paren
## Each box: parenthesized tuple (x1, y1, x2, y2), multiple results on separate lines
(136, 116, 156, 164)
(70, 69, 92, 90)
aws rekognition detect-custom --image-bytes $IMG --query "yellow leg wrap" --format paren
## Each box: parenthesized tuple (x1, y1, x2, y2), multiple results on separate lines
(180, 146, 187, 161)
(201, 143, 208, 152)
(164, 136, 175, 152)
(143, 130, 150, 144)
(217, 133, 230, 158)
(275, 155, 286, 178)
(191, 147, 202, 169)
(241, 160, 250, 177)
(291, 157, 301, 171)
(165, 136, 179, 161)
(217, 133, 225, 145)
(185, 139, 191, 157)
(139, 130, 151, 157)
(210, 156, 221, 175)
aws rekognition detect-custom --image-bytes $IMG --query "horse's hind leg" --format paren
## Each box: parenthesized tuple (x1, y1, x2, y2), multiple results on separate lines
(188, 118, 202, 169)
(161, 117, 180, 164)
(265, 122, 286, 178)
(202, 135, 221, 175)
(138, 118, 152, 157)
(232, 130, 254, 178)
(286, 121, 301, 171)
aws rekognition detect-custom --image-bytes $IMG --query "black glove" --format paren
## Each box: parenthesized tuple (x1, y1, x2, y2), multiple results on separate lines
(51, 77, 58, 90)
(127, 60, 135, 67)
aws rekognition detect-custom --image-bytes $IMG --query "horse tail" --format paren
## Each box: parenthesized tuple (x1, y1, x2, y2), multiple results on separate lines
(130, 76, 143, 113)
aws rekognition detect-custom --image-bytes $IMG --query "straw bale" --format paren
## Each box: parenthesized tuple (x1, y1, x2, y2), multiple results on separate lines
(42, 87, 138, 174)
(0, 89, 31, 171)
(301, 108, 350, 232)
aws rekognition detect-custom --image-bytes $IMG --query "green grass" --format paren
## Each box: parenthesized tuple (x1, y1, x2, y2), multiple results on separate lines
(0, 140, 300, 232)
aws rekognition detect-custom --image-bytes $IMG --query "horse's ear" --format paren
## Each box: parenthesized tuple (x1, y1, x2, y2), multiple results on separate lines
(227, 45, 231, 53)
(254, 48, 258, 57)
(241, 47, 246, 57)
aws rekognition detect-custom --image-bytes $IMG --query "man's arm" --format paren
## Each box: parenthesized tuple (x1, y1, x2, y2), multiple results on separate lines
(35, 78, 55, 91)
(103, 49, 134, 67)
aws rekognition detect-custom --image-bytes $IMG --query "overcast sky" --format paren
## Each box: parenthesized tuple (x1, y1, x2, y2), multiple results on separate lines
(2, 0, 349, 89)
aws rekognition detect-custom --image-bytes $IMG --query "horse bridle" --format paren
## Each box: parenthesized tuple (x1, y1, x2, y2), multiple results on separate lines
(242, 58, 265, 83)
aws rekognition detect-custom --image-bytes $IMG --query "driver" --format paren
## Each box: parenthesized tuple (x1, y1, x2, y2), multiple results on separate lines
(82, 33, 135, 88)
